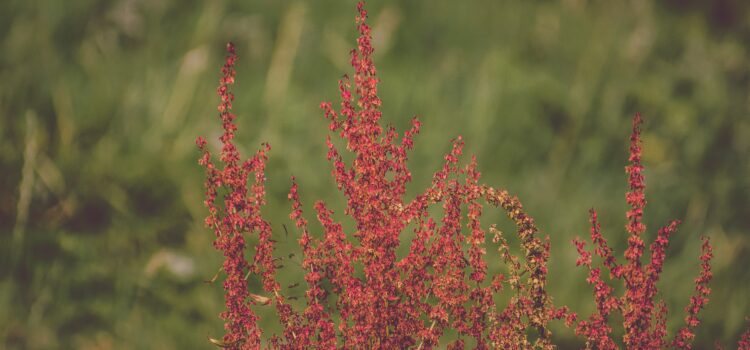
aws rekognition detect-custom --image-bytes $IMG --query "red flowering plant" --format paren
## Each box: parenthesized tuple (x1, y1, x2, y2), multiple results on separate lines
(196, 2, 749, 349)
(572, 114, 750, 350)
(573, 113, 706, 349)
(197, 2, 573, 349)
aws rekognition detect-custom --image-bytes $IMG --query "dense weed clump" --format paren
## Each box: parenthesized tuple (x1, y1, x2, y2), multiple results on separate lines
(196, 2, 750, 349)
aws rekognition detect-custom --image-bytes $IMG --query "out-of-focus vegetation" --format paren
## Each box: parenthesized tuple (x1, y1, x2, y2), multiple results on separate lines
(1, 0, 749, 348)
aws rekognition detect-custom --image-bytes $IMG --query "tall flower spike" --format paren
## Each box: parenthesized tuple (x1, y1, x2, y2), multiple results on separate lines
(197, 42, 261, 349)
(572, 113, 731, 350)
(198, 43, 302, 349)
(672, 236, 714, 349)
(621, 112, 652, 349)
(572, 210, 618, 350)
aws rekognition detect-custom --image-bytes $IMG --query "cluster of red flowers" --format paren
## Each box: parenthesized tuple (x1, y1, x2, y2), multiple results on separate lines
(571, 114, 745, 350)
(197, 41, 279, 349)
(196, 2, 749, 349)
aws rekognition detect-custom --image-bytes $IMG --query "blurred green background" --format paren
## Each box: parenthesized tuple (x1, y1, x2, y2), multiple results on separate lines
(1, 0, 749, 348)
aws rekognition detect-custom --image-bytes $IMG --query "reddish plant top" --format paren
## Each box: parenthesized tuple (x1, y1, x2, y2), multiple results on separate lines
(197, 2, 749, 349)
(572, 114, 749, 350)
(197, 41, 279, 349)
(197, 2, 571, 349)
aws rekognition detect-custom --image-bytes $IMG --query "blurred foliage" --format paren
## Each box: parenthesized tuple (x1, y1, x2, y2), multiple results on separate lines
(1, 0, 749, 348)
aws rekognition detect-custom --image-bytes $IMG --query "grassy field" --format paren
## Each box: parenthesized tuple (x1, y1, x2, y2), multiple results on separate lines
(1, 0, 749, 348)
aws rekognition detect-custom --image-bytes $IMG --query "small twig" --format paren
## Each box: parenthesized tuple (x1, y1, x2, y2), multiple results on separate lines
(208, 336, 240, 348)
(204, 266, 223, 284)
(416, 320, 437, 350)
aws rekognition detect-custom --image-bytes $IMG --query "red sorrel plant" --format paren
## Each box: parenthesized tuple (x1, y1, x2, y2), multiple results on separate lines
(197, 2, 573, 349)
(572, 115, 750, 350)
(197, 2, 749, 349)
(572, 113, 706, 349)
